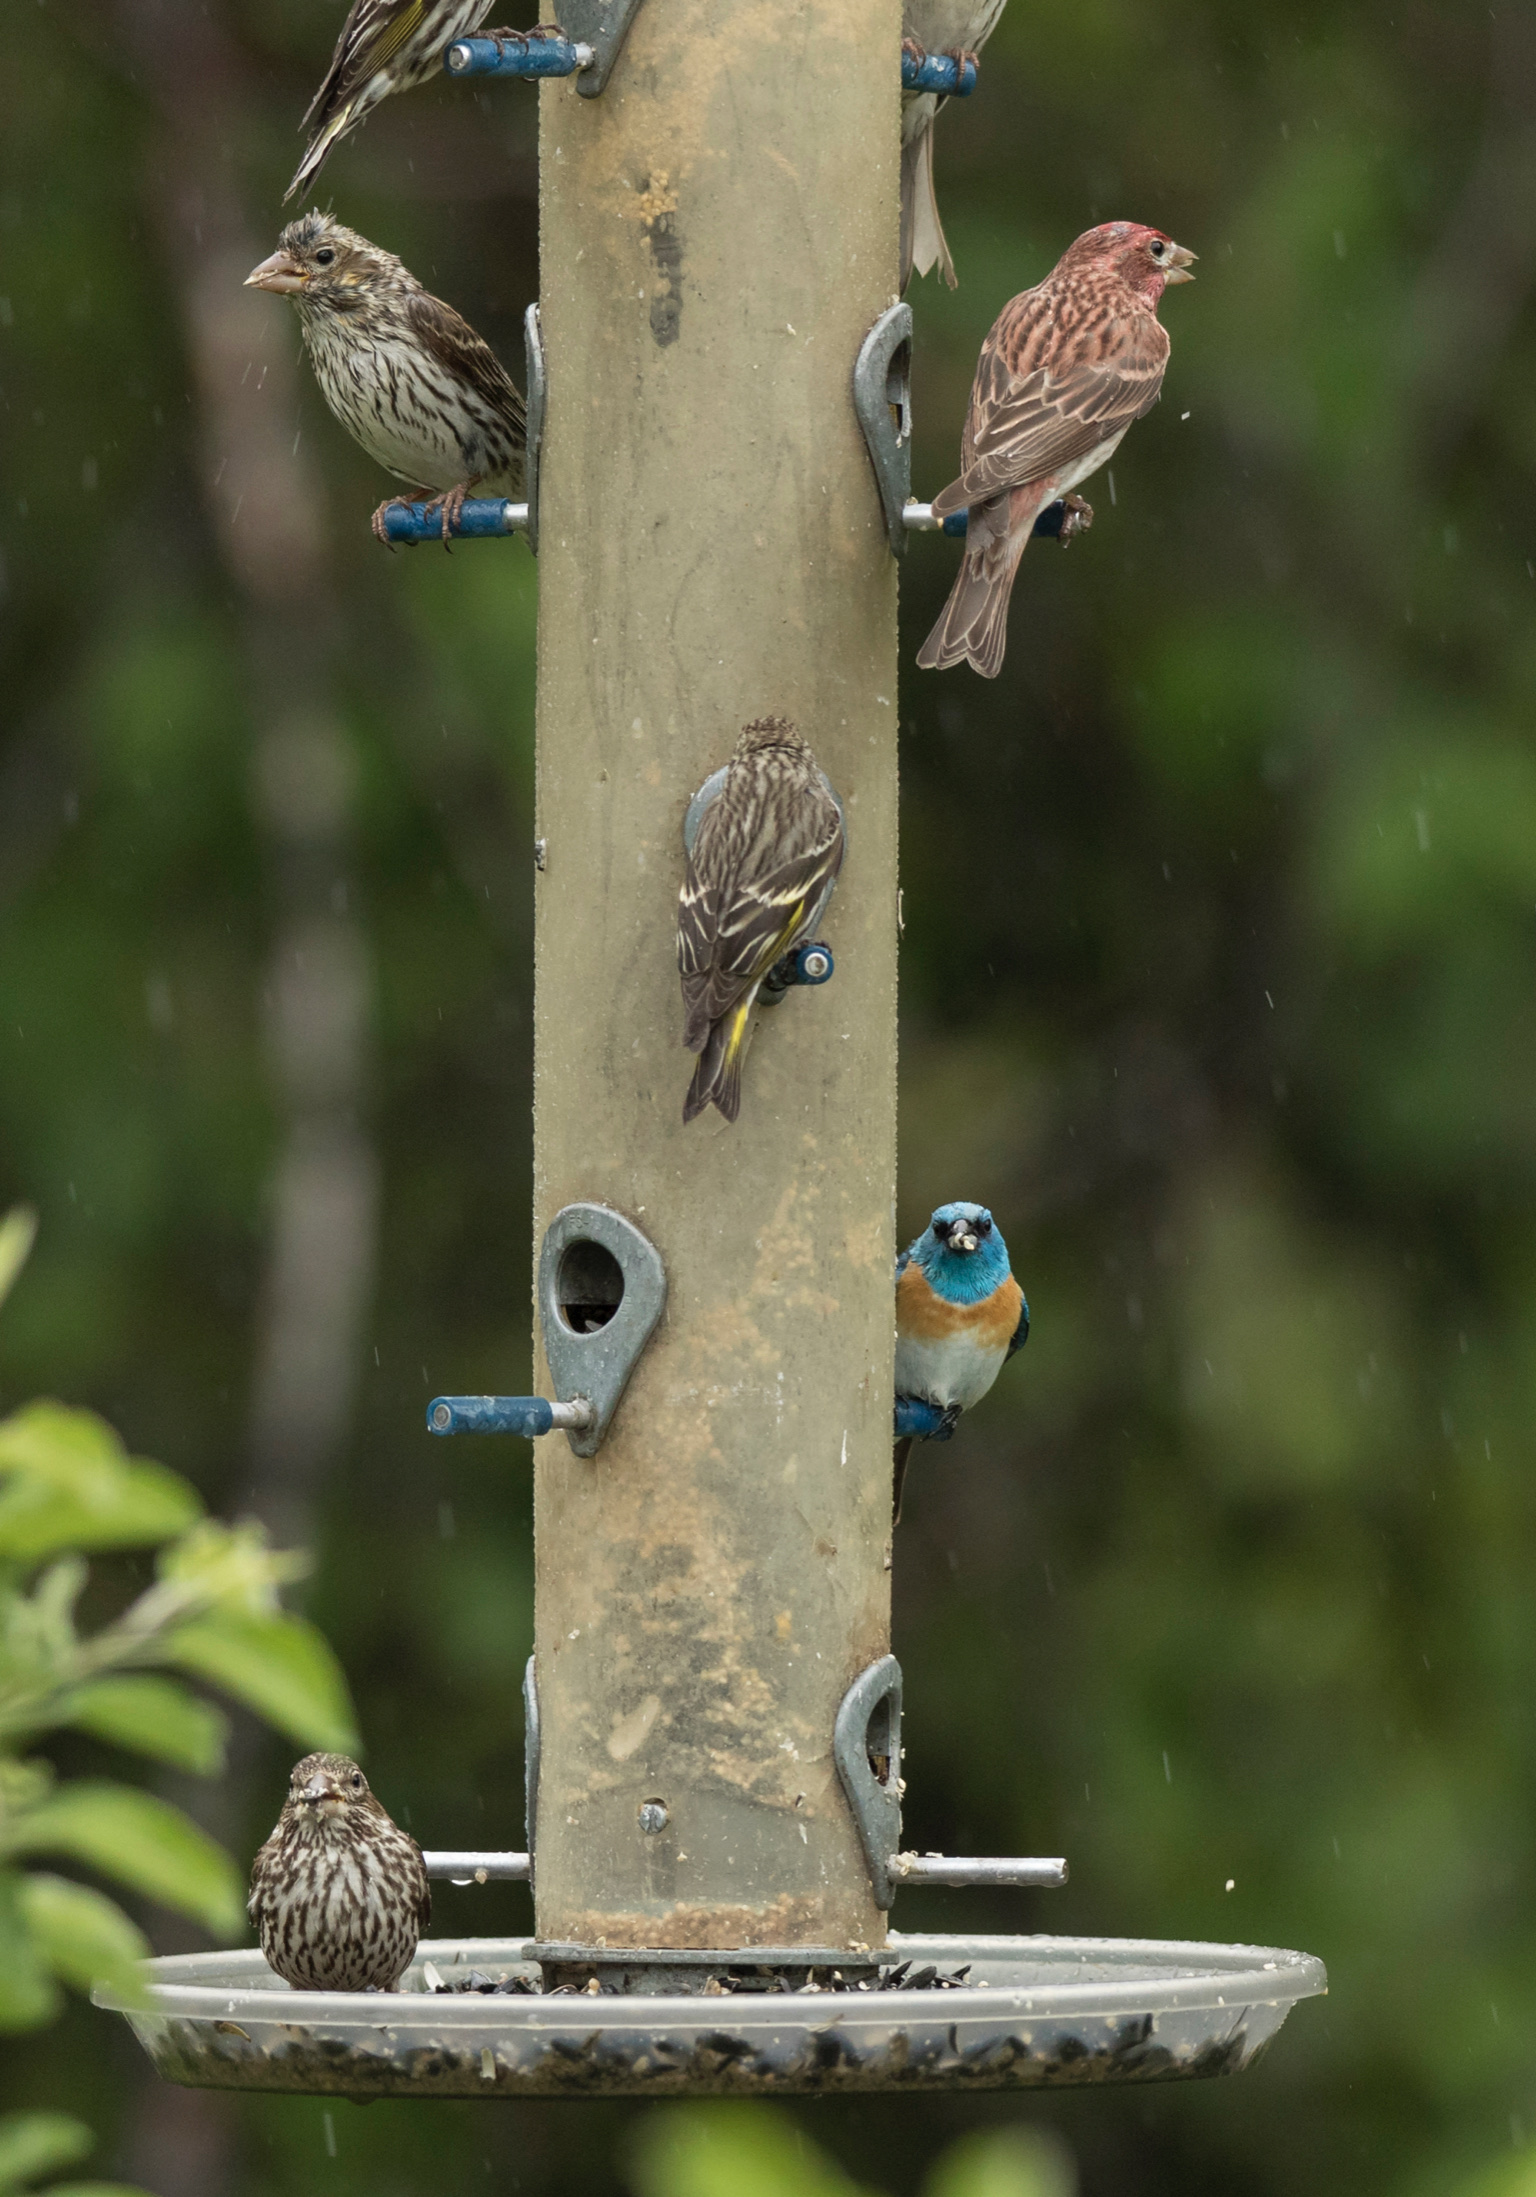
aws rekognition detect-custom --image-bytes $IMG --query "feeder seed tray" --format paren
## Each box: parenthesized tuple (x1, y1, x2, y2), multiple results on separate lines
(99, 1933, 1325, 2099)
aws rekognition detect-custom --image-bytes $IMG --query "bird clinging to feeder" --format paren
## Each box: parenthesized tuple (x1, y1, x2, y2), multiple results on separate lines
(678, 718, 845, 1126)
(287, 0, 502, 201)
(249, 1753, 430, 1992)
(893, 1202, 1028, 1519)
(245, 212, 527, 544)
(901, 0, 1009, 290)
(916, 221, 1196, 678)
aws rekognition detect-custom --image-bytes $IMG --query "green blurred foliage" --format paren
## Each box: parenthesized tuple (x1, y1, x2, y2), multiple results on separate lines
(0, 1214, 354, 2193)
(628, 2107, 1073, 2197)
(1, 0, 1533, 2189)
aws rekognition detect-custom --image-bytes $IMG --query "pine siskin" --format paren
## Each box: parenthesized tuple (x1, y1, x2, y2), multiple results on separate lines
(249, 1753, 431, 1992)
(678, 718, 844, 1126)
(901, 0, 1009, 291)
(287, 0, 495, 202)
(916, 221, 1195, 678)
(246, 212, 526, 544)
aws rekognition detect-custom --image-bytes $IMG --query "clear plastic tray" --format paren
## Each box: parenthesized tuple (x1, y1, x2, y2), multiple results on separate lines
(98, 1933, 1326, 2097)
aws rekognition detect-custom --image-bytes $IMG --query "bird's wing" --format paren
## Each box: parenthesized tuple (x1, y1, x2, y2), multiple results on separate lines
(412, 1836, 433, 1932)
(405, 290, 527, 437)
(894, 1247, 911, 1285)
(301, 0, 431, 130)
(681, 782, 843, 1032)
(247, 1833, 278, 1923)
(1007, 1299, 1030, 1357)
(937, 295, 1169, 510)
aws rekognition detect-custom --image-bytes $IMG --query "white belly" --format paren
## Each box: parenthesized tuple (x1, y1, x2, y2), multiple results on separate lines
(895, 1328, 1008, 1412)
(1055, 425, 1129, 499)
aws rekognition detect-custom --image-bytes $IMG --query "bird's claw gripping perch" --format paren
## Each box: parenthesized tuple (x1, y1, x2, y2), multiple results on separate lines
(1056, 492, 1094, 546)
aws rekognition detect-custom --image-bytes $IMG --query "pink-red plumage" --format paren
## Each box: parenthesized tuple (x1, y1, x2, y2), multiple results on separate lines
(917, 221, 1195, 679)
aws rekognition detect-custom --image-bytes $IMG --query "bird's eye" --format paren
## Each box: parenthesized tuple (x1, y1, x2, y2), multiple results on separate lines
(350, 1772, 365, 1790)
(1150, 239, 1167, 257)
(933, 1219, 951, 1240)
(314, 247, 335, 267)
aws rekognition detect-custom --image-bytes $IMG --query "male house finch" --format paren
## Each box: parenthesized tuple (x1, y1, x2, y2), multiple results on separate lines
(287, 0, 496, 202)
(249, 1753, 431, 1992)
(916, 221, 1196, 679)
(245, 212, 526, 544)
(901, 0, 1009, 291)
(893, 1202, 1027, 1520)
(678, 718, 844, 1126)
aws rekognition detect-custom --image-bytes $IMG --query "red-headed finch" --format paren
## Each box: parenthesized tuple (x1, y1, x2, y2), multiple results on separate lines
(901, 0, 1009, 291)
(678, 719, 844, 1126)
(245, 212, 526, 544)
(249, 1754, 430, 1992)
(916, 221, 1195, 678)
(287, 0, 494, 202)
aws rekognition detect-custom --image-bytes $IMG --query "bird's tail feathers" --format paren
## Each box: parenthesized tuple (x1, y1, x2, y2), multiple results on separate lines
(900, 124, 956, 293)
(892, 1437, 914, 1524)
(286, 102, 358, 202)
(915, 497, 1028, 678)
(683, 996, 754, 1124)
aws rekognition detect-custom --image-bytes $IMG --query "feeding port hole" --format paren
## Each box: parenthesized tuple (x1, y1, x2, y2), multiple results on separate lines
(556, 1237, 624, 1333)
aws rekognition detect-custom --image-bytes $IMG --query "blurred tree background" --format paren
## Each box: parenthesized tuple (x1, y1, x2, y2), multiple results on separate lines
(1, 0, 1534, 2188)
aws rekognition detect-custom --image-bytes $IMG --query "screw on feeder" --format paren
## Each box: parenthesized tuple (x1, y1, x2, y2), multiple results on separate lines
(637, 1800, 670, 1834)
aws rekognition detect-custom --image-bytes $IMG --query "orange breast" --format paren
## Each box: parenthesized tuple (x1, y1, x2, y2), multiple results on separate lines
(898, 1263, 1022, 1346)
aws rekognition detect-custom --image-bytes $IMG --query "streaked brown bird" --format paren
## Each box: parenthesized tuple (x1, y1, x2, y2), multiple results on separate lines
(678, 718, 844, 1126)
(245, 212, 526, 544)
(901, 0, 1009, 291)
(916, 221, 1195, 679)
(249, 1753, 430, 1992)
(287, 0, 495, 202)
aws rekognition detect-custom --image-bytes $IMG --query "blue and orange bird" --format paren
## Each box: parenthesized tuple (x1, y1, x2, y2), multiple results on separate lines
(892, 1202, 1028, 1519)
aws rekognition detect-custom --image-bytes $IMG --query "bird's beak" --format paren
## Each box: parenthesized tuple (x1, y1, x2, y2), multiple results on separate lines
(1164, 243, 1197, 284)
(300, 1771, 345, 1805)
(949, 1228, 980, 1255)
(245, 249, 307, 295)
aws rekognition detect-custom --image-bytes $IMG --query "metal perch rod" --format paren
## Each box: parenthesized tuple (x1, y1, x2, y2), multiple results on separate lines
(904, 499, 1074, 540)
(424, 1851, 533, 1882)
(444, 34, 974, 92)
(428, 1395, 593, 1437)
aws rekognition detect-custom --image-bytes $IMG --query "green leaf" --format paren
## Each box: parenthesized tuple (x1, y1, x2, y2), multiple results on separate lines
(0, 2112, 91, 2188)
(924, 2132, 1077, 2197)
(0, 1407, 200, 1565)
(168, 1608, 358, 1754)
(0, 1782, 244, 1936)
(0, 1208, 38, 1319)
(0, 1874, 61, 2033)
(628, 2107, 881, 2197)
(59, 1677, 228, 1775)
(32, 2185, 158, 2196)
(19, 1873, 149, 2008)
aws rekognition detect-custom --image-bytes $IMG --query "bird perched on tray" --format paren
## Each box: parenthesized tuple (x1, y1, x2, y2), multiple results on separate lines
(916, 221, 1195, 678)
(901, 0, 1009, 291)
(246, 212, 526, 545)
(249, 1753, 430, 1992)
(286, 0, 496, 202)
(678, 718, 844, 1126)
(893, 1202, 1027, 1520)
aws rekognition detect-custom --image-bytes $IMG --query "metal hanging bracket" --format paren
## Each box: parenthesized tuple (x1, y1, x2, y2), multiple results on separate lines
(445, 1, 644, 96)
(834, 1654, 904, 1909)
(537, 1202, 667, 1457)
(524, 302, 546, 555)
(854, 304, 913, 557)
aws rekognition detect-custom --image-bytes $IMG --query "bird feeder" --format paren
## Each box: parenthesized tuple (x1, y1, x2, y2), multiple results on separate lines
(100, 0, 1324, 2100)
